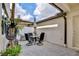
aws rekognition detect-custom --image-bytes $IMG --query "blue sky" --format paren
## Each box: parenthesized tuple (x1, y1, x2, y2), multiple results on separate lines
(14, 3, 60, 22)
(19, 3, 36, 16)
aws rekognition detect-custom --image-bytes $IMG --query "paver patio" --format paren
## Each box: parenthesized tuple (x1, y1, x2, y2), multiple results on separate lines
(19, 41, 79, 56)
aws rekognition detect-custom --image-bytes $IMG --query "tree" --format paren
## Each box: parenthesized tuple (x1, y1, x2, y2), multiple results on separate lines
(8, 3, 16, 48)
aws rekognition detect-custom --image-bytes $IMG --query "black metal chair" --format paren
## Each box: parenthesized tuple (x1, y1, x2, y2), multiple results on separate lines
(25, 33, 29, 41)
(28, 33, 33, 36)
(25, 33, 33, 46)
(37, 32, 45, 46)
(28, 33, 34, 42)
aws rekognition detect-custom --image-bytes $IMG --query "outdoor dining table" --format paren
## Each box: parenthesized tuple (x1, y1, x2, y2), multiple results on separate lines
(30, 35, 39, 44)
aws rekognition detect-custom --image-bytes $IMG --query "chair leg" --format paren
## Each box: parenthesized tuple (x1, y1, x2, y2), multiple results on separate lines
(26, 40, 33, 46)
(26, 42, 32, 46)
(37, 41, 43, 46)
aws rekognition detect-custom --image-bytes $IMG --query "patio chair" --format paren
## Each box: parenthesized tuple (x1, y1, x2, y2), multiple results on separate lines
(28, 33, 33, 36)
(37, 32, 45, 46)
(25, 33, 33, 46)
(25, 33, 29, 41)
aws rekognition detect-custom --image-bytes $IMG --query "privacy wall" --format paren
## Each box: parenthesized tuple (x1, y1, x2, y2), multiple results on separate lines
(37, 17, 65, 46)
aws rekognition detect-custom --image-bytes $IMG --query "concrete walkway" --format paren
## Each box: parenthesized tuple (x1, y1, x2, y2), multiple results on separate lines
(19, 41, 79, 56)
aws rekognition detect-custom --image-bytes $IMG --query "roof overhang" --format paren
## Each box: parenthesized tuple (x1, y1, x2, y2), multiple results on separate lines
(37, 12, 66, 24)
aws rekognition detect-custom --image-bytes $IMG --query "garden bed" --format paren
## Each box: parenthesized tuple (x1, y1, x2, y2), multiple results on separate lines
(1, 44, 21, 56)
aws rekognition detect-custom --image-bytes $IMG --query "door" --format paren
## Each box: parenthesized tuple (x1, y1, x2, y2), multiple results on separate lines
(73, 15, 79, 48)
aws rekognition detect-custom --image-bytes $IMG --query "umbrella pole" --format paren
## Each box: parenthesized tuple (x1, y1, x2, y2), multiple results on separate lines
(33, 16, 37, 43)
(34, 16, 37, 36)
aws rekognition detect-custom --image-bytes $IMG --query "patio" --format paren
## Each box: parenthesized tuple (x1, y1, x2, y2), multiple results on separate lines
(1, 3, 79, 56)
(19, 41, 79, 56)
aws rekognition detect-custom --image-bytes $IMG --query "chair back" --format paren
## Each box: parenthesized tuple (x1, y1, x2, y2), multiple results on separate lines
(39, 32, 45, 42)
(25, 33, 29, 40)
(28, 33, 33, 36)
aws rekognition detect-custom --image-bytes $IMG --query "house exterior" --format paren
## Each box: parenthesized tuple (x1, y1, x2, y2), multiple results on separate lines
(0, 3, 79, 52)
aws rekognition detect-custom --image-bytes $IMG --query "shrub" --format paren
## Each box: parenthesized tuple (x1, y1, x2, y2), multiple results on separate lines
(1, 45, 21, 56)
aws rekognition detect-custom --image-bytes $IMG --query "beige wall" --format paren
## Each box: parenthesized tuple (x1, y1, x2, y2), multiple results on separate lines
(67, 10, 79, 50)
(0, 20, 3, 52)
(57, 3, 79, 50)
(0, 3, 3, 52)
(0, 3, 9, 52)
(37, 17, 65, 46)
(2, 3, 9, 51)
(73, 15, 79, 47)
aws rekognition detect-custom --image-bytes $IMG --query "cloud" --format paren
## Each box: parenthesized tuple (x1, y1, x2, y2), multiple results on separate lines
(34, 9, 41, 15)
(34, 3, 45, 15)
(10, 3, 33, 21)
(21, 14, 33, 21)
(34, 3, 60, 21)
(15, 4, 27, 18)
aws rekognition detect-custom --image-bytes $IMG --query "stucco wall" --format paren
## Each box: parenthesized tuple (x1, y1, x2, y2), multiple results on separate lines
(54, 3, 79, 50)
(67, 10, 79, 50)
(0, 3, 3, 52)
(2, 3, 9, 51)
(0, 3, 9, 52)
(37, 17, 65, 46)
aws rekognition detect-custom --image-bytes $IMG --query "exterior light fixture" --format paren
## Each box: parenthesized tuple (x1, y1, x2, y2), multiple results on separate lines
(37, 24, 58, 29)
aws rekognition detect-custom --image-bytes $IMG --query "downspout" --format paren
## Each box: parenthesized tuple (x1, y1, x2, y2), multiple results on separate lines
(63, 16, 67, 46)
(50, 3, 67, 47)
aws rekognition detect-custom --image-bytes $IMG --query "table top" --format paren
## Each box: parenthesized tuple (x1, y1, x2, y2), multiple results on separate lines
(30, 35, 39, 38)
